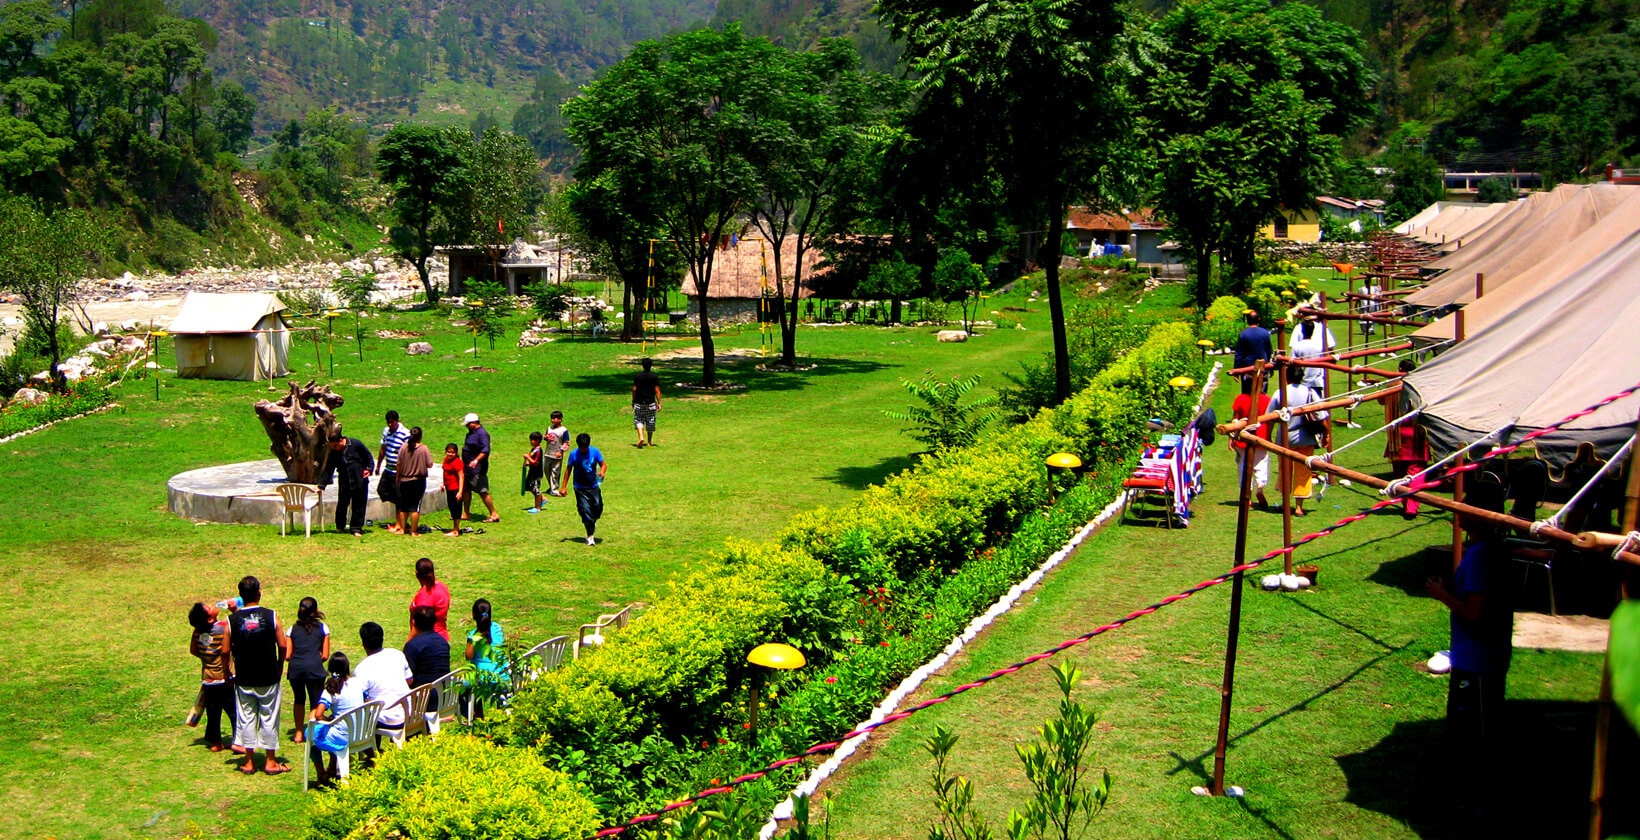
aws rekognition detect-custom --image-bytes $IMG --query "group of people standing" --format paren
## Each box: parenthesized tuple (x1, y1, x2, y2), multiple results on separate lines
(186, 560, 508, 780)
(1229, 309, 1335, 516)
(316, 409, 608, 544)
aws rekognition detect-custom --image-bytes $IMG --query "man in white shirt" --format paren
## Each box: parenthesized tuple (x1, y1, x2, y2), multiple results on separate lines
(354, 622, 412, 730)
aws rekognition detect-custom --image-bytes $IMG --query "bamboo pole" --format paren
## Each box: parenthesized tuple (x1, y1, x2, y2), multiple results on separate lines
(1218, 385, 1403, 437)
(1277, 328, 1293, 573)
(1210, 361, 1266, 797)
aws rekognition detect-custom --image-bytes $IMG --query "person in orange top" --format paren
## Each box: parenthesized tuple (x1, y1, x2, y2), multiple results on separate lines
(1229, 377, 1273, 509)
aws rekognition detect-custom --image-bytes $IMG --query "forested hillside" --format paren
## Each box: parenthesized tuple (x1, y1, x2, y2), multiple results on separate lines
(171, 0, 713, 134)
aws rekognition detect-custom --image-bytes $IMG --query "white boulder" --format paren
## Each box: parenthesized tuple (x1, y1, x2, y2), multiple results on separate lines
(9, 387, 47, 406)
(936, 330, 969, 343)
(406, 342, 434, 355)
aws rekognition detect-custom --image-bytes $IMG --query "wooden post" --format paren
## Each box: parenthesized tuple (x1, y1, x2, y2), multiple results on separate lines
(1589, 412, 1640, 838)
(1451, 452, 1466, 574)
(1475, 272, 1485, 300)
(1455, 309, 1466, 343)
(1276, 324, 1293, 574)
(1346, 294, 1356, 425)
(1212, 361, 1265, 796)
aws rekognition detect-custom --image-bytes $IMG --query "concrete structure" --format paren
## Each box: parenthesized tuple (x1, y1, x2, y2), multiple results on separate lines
(168, 459, 447, 526)
(439, 240, 561, 295)
(1317, 196, 1386, 225)
(1259, 206, 1322, 242)
(1443, 171, 1542, 194)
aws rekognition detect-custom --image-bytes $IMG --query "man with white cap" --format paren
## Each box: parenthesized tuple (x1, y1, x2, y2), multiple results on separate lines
(461, 413, 499, 523)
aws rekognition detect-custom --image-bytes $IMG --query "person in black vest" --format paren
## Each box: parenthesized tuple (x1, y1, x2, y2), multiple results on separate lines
(225, 575, 290, 774)
(631, 358, 662, 448)
(318, 432, 373, 536)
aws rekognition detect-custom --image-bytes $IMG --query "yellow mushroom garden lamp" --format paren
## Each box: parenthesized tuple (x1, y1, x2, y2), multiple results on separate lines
(746, 642, 805, 738)
(468, 300, 484, 358)
(1045, 452, 1082, 503)
(1196, 338, 1214, 361)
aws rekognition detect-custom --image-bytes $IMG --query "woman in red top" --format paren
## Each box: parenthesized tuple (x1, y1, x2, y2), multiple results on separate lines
(441, 443, 466, 537)
(409, 557, 451, 641)
(1229, 378, 1273, 508)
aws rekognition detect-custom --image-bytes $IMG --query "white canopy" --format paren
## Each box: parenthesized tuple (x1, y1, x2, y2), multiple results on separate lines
(1403, 230, 1640, 467)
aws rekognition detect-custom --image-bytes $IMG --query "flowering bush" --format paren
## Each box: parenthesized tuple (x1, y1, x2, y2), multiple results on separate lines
(0, 373, 115, 439)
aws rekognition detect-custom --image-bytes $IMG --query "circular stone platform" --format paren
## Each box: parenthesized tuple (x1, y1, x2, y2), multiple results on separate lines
(168, 459, 448, 526)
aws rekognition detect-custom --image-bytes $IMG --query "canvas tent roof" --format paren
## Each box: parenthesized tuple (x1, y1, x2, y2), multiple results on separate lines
(680, 237, 829, 299)
(1407, 203, 1510, 246)
(1402, 229, 1640, 468)
(1392, 202, 1447, 234)
(1413, 186, 1640, 341)
(1407, 183, 1639, 309)
(168, 292, 287, 334)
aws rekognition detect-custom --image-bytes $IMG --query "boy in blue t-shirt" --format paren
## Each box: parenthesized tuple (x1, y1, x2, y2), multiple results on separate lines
(558, 433, 607, 546)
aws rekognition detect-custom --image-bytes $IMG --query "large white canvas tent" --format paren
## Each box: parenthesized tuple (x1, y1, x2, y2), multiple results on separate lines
(169, 292, 291, 380)
(1402, 230, 1640, 468)
(1407, 184, 1622, 308)
(1413, 187, 1640, 342)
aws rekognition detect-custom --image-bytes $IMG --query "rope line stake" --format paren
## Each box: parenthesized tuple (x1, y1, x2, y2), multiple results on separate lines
(582, 378, 1640, 840)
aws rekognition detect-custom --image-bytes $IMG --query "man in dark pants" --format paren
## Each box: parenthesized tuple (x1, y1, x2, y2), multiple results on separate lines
(1234, 310, 1274, 392)
(462, 413, 499, 524)
(559, 432, 606, 546)
(1426, 477, 1513, 820)
(318, 433, 373, 536)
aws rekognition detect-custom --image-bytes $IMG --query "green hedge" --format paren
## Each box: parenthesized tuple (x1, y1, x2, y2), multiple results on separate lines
(303, 735, 601, 840)
(308, 320, 1205, 831)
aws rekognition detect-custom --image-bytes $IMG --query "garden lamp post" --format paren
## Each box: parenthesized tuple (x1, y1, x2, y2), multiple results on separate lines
(746, 642, 805, 739)
(354, 310, 364, 362)
(1196, 339, 1214, 362)
(1045, 452, 1082, 503)
(468, 301, 484, 357)
(149, 330, 167, 400)
(1168, 375, 1196, 419)
(324, 310, 343, 376)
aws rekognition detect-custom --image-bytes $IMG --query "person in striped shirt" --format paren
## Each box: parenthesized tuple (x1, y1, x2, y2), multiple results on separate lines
(377, 410, 411, 533)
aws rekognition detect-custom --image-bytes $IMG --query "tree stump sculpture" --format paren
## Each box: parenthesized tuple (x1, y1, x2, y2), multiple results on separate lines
(253, 380, 345, 483)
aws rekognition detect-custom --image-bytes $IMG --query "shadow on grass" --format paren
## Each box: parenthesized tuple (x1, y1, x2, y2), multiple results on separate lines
(1367, 544, 1452, 597)
(1336, 698, 1640, 839)
(819, 454, 918, 490)
(553, 357, 893, 396)
(1165, 639, 1413, 782)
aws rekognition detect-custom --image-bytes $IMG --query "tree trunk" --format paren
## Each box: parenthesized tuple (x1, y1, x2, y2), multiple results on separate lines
(253, 380, 345, 483)
(698, 293, 716, 387)
(415, 257, 439, 305)
(781, 298, 798, 365)
(621, 277, 641, 341)
(890, 297, 903, 324)
(1044, 208, 1072, 405)
(1193, 245, 1214, 308)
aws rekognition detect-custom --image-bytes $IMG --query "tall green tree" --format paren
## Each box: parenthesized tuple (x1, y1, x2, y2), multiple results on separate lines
(452, 125, 543, 287)
(0, 198, 106, 389)
(564, 24, 777, 386)
(880, 0, 1142, 404)
(1139, 0, 1372, 307)
(377, 124, 468, 303)
(551, 172, 683, 341)
(744, 38, 907, 365)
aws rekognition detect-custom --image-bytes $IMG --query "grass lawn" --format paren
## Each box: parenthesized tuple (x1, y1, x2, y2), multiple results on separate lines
(0, 293, 1052, 839)
(814, 268, 1619, 840)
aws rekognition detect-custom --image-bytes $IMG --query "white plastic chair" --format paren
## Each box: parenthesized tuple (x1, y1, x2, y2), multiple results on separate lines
(303, 699, 383, 790)
(278, 483, 321, 538)
(426, 671, 462, 736)
(379, 684, 433, 748)
(575, 606, 633, 659)
(510, 636, 571, 692)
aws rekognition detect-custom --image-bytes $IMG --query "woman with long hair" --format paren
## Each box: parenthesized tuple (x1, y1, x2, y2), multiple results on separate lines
(307, 652, 364, 784)
(285, 596, 330, 744)
(464, 598, 505, 717)
(395, 426, 432, 536)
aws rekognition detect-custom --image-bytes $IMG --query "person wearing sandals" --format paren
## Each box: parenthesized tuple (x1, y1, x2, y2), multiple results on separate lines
(463, 599, 505, 719)
(226, 576, 290, 774)
(394, 426, 432, 536)
(461, 413, 500, 524)
(285, 597, 330, 746)
(441, 443, 466, 536)
(187, 602, 234, 751)
(632, 357, 662, 447)
(306, 652, 365, 785)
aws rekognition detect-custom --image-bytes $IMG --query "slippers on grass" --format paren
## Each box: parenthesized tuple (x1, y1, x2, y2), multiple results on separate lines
(482, 516, 501, 523)
(264, 764, 291, 775)
(239, 762, 257, 775)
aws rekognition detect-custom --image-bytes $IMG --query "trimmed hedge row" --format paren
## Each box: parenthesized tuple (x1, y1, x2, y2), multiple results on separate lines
(306, 320, 1204, 830)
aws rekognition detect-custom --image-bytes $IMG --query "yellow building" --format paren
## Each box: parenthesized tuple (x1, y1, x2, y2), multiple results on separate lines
(1259, 206, 1323, 242)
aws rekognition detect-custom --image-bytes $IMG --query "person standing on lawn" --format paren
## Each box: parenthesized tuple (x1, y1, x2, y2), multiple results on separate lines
(632, 358, 662, 447)
(376, 410, 410, 532)
(523, 431, 546, 513)
(284, 597, 330, 746)
(394, 426, 432, 536)
(187, 602, 234, 751)
(441, 443, 466, 536)
(1234, 310, 1274, 393)
(560, 432, 607, 546)
(462, 413, 500, 524)
(318, 432, 372, 536)
(544, 411, 570, 497)
(408, 557, 450, 642)
(225, 575, 289, 774)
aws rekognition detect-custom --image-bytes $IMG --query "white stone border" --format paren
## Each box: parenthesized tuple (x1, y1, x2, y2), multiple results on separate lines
(758, 362, 1222, 835)
(0, 402, 119, 446)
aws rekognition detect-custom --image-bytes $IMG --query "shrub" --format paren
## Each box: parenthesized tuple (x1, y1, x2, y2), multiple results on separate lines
(303, 735, 600, 840)
(1200, 295, 1247, 350)
(0, 373, 115, 438)
(883, 373, 999, 452)
(333, 271, 379, 309)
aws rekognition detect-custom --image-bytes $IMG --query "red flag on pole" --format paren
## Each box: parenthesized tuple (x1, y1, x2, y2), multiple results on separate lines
(497, 217, 505, 236)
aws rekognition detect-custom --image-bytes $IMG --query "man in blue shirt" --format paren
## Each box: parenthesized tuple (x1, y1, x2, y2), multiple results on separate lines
(559, 432, 607, 546)
(1234, 311, 1274, 392)
(462, 413, 499, 524)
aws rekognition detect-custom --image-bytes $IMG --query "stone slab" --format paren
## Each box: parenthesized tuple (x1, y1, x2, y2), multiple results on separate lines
(168, 459, 448, 526)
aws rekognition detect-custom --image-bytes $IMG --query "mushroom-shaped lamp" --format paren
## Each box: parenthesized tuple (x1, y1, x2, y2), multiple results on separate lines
(746, 643, 805, 737)
(1196, 338, 1214, 360)
(1169, 376, 1196, 389)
